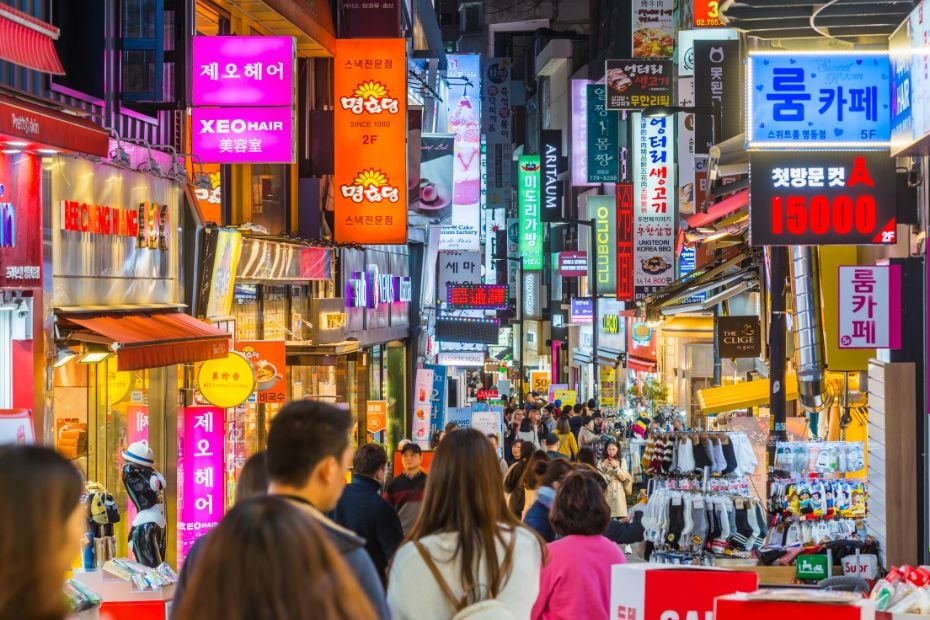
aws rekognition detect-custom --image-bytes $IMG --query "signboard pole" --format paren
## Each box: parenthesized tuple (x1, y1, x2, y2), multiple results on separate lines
(767, 247, 789, 496)
(589, 218, 599, 402)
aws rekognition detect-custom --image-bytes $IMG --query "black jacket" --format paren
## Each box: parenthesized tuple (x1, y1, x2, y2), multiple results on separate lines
(331, 475, 405, 583)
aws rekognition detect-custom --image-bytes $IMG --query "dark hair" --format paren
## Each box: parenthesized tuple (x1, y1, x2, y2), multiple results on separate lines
(556, 416, 571, 435)
(580, 415, 593, 427)
(406, 430, 545, 597)
(544, 433, 559, 447)
(577, 446, 596, 467)
(518, 449, 549, 491)
(236, 451, 269, 503)
(443, 422, 459, 433)
(0, 446, 83, 620)
(536, 458, 574, 488)
(353, 443, 388, 477)
(575, 464, 609, 491)
(550, 470, 611, 536)
(266, 401, 353, 488)
(174, 496, 375, 620)
(572, 403, 583, 414)
(561, 404, 572, 416)
(487, 433, 500, 443)
(587, 399, 597, 409)
(515, 440, 534, 462)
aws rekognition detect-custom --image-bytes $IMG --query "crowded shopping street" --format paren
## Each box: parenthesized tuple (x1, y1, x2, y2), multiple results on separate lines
(2, 0, 930, 618)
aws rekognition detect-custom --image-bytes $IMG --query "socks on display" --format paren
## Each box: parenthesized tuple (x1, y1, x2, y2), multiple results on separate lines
(693, 439, 712, 471)
(712, 439, 726, 474)
(666, 496, 685, 550)
(721, 439, 739, 475)
(689, 497, 707, 552)
(730, 500, 755, 551)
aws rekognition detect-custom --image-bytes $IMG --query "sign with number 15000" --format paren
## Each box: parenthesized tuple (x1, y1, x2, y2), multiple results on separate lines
(749, 151, 897, 246)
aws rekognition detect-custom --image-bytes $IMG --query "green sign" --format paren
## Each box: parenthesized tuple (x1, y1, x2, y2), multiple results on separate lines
(518, 155, 543, 270)
(587, 84, 619, 183)
(590, 195, 616, 295)
(796, 554, 830, 581)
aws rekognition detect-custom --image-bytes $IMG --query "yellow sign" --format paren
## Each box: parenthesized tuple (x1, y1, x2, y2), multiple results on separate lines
(599, 366, 616, 407)
(320, 312, 347, 330)
(530, 371, 550, 395)
(197, 352, 256, 409)
(106, 357, 132, 406)
(366, 400, 387, 433)
(553, 389, 577, 407)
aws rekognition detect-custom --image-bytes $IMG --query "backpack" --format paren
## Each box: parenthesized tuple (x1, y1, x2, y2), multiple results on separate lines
(412, 532, 518, 620)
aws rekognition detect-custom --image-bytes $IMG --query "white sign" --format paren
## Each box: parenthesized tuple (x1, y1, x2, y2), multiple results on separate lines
(438, 224, 481, 250)
(482, 58, 513, 209)
(438, 250, 482, 304)
(471, 410, 503, 447)
(437, 351, 486, 366)
(412, 368, 434, 446)
(838, 265, 901, 349)
(678, 77, 696, 215)
(676, 28, 739, 77)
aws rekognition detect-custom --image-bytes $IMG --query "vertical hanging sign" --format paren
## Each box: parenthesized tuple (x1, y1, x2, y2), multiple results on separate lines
(587, 84, 619, 183)
(616, 183, 634, 302)
(446, 54, 482, 247)
(540, 129, 563, 222)
(178, 406, 225, 560)
(334, 38, 407, 244)
(482, 58, 513, 210)
(571, 79, 594, 187)
(694, 39, 740, 154)
(518, 155, 543, 270)
(591, 195, 617, 296)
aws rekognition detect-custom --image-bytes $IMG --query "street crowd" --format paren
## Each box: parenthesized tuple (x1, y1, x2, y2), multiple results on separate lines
(0, 396, 645, 620)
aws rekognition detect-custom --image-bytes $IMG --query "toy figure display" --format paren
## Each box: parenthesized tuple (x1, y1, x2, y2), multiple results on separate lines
(121, 440, 167, 567)
(82, 482, 120, 569)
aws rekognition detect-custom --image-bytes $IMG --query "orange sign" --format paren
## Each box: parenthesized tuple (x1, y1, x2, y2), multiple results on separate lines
(366, 400, 388, 433)
(235, 340, 287, 404)
(334, 38, 407, 244)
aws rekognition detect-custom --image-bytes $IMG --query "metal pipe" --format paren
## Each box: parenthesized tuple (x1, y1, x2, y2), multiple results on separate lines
(767, 246, 789, 484)
(790, 246, 833, 413)
(590, 217, 599, 404)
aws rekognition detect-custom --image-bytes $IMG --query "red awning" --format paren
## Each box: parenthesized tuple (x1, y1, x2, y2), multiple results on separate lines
(627, 357, 657, 374)
(62, 312, 230, 371)
(686, 189, 749, 230)
(0, 4, 64, 75)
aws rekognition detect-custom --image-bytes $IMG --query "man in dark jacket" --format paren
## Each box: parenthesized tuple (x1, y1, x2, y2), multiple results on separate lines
(384, 442, 427, 535)
(171, 401, 389, 620)
(332, 443, 404, 583)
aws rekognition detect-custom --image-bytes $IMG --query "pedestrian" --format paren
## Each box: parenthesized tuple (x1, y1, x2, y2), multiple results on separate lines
(569, 404, 584, 438)
(384, 442, 428, 536)
(578, 415, 599, 452)
(387, 429, 545, 619)
(531, 470, 626, 620)
(235, 450, 269, 502)
(488, 433, 508, 476)
(553, 416, 579, 461)
(598, 440, 632, 518)
(523, 458, 574, 542)
(517, 406, 548, 450)
(0, 445, 84, 620)
(516, 450, 548, 520)
(503, 441, 536, 517)
(439, 422, 458, 443)
(543, 433, 567, 461)
(576, 446, 597, 467)
(172, 496, 375, 620)
(332, 444, 404, 583)
(506, 408, 526, 461)
(171, 400, 389, 619)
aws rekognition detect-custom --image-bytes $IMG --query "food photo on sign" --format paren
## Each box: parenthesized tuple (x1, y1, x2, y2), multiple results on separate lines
(410, 133, 454, 226)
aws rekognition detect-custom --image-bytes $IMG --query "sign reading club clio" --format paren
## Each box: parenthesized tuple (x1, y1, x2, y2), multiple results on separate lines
(749, 151, 896, 246)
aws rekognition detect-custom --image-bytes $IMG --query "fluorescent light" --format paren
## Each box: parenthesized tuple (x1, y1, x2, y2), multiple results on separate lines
(5, 141, 28, 148)
(36, 148, 57, 155)
(2, 149, 20, 154)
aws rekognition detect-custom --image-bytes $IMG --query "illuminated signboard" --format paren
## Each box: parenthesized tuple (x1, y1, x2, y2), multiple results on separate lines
(0, 153, 41, 288)
(604, 60, 673, 110)
(558, 251, 588, 277)
(838, 265, 901, 349)
(540, 129, 563, 222)
(346, 267, 412, 308)
(518, 155, 543, 270)
(616, 183, 634, 302)
(60, 200, 169, 249)
(693, 0, 723, 27)
(192, 36, 295, 107)
(587, 84, 619, 183)
(749, 151, 896, 246)
(446, 284, 509, 309)
(446, 54, 482, 239)
(590, 195, 616, 296)
(748, 51, 891, 149)
(192, 107, 295, 164)
(570, 297, 594, 323)
(571, 80, 594, 187)
(435, 316, 500, 344)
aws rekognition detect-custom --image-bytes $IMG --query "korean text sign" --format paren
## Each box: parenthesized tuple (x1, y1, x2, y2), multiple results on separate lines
(334, 38, 407, 244)
(191, 107, 295, 164)
(234, 340, 287, 404)
(518, 155, 543, 270)
(587, 85, 619, 183)
(890, 1, 930, 155)
(749, 151, 897, 246)
(590, 195, 617, 296)
(748, 52, 892, 148)
(633, 113, 676, 301)
(838, 265, 901, 349)
(616, 183, 634, 302)
(694, 0, 723, 27)
(179, 406, 225, 560)
(192, 36, 295, 106)
(571, 80, 594, 187)
(0, 152, 41, 288)
(482, 58, 513, 208)
(605, 60, 672, 110)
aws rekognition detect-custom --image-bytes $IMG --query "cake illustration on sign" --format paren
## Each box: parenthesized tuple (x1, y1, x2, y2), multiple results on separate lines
(449, 98, 480, 205)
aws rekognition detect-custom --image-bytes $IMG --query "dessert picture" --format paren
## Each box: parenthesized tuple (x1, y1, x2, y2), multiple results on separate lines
(410, 134, 454, 225)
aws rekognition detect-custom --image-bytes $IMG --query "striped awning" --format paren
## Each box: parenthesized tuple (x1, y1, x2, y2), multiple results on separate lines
(0, 4, 64, 75)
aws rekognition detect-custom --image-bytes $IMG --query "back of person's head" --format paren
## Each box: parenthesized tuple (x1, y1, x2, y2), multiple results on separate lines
(518, 440, 535, 462)
(173, 496, 375, 620)
(409, 429, 543, 595)
(587, 399, 597, 410)
(550, 470, 611, 537)
(519, 449, 550, 490)
(556, 416, 571, 434)
(580, 415, 593, 428)
(576, 446, 596, 467)
(572, 403, 583, 414)
(536, 458, 574, 488)
(353, 443, 388, 478)
(444, 422, 459, 433)
(235, 451, 269, 503)
(266, 401, 353, 489)
(0, 445, 83, 620)
(561, 404, 572, 416)
(544, 433, 559, 448)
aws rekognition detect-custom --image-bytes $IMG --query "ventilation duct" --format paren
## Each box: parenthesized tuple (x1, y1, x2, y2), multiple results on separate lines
(790, 247, 833, 413)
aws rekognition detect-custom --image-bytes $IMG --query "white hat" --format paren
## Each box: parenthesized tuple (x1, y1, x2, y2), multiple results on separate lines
(123, 440, 155, 467)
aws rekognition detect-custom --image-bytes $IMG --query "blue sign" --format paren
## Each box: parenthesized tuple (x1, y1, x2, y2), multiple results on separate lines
(425, 364, 447, 431)
(749, 52, 891, 148)
(570, 297, 594, 323)
(678, 247, 705, 303)
(444, 406, 473, 429)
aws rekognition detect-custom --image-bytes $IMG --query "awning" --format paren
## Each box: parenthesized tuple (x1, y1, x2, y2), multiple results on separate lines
(0, 92, 109, 156)
(697, 373, 799, 415)
(61, 312, 229, 371)
(687, 189, 749, 230)
(0, 4, 64, 74)
(224, 0, 335, 56)
(627, 357, 656, 373)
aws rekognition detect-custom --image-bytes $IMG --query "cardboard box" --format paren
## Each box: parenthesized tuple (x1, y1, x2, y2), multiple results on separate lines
(716, 592, 876, 620)
(610, 564, 759, 620)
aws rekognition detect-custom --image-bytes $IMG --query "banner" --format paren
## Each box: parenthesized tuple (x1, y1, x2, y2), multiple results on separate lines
(632, 0, 675, 58)
(437, 250, 482, 303)
(633, 113, 676, 301)
(410, 133, 454, 227)
(234, 341, 287, 405)
(179, 406, 225, 560)
(616, 183, 635, 302)
(540, 129, 563, 221)
(424, 364, 447, 431)
(334, 38, 407, 243)
(590, 195, 617, 296)
(482, 58, 513, 209)
(0, 152, 41, 288)
(694, 39, 740, 154)
(558, 251, 588, 277)
(518, 155, 543, 270)
(366, 400, 388, 434)
(838, 265, 901, 349)
(413, 367, 434, 445)
(446, 54, 481, 240)
(587, 84, 620, 183)
(571, 79, 594, 187)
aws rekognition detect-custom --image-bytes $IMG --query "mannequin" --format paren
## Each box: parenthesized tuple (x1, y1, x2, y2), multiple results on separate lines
(121, 440, 167, 567)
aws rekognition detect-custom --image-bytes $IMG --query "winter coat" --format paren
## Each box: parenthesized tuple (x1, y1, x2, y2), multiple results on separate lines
(332, 475, 405, 582)
(598, 457, 632, 518)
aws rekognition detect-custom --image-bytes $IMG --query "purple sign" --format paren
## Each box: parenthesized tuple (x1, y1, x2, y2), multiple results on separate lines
(571, 79, 594, 187)
(192, 107, 295, 164)
(558, 251, 589, 277)
(570, 297, 594, 323)
(192, 36, 295, 107)
(178, 406, 225, 561)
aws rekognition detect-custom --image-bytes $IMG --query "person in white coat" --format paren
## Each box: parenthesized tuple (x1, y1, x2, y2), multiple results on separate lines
(388, 429, 546, 620)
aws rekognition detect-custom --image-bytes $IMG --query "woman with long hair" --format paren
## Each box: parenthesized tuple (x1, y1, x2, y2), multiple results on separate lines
(0, 445, 84, 620)
(598, 440, 633, 518)
(553, 416, 579, 461)
(523, 459, 574, 542)
(531, 470, 626, 620)
(388, 429, 545, 620)
(172, 495, 375, 620)
(503, 440, 535, 516)
(517, 450, 549, 520)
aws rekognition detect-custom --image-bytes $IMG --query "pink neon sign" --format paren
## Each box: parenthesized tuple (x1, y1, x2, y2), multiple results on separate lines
(178, 406, 225, 562)
(191, 107, 295, 164)
(192, 36, 295, 107)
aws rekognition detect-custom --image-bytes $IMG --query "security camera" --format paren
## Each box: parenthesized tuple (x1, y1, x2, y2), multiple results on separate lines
(15, 299, 28, 319)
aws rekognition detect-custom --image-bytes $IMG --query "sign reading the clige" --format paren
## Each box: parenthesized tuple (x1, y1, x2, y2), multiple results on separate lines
(748, 52, 892, 148)
(604, 60, 673, 110)
(716, 316, 762, 358)
(518, 155, 543, 270)
(749, 151, 896, 246)
(334, 38, 407, 244)
(838, 265, 901, 349)
(193, 36, 295, 106)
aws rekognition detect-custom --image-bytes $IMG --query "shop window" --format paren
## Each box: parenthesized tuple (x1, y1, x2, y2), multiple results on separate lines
(249, 165, 288, 234)
(121, 0, 165, 102)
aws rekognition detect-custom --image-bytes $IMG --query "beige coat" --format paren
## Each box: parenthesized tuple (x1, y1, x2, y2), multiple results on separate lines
(598, 457, 633, 518)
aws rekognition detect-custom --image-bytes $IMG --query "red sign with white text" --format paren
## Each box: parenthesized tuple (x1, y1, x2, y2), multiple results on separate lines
(0, 152, 41, 288)
(694, 0, 724, 27)
(617, 183, 634, 302)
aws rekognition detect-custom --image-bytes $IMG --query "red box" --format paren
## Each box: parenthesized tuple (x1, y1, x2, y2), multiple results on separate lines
(610, 565, 759, 620)
(715, 593, 875, 620)
(99, 600, 165, 620)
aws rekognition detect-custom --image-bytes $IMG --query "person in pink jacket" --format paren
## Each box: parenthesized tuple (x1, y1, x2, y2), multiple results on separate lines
(531, 469, 626, 620)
